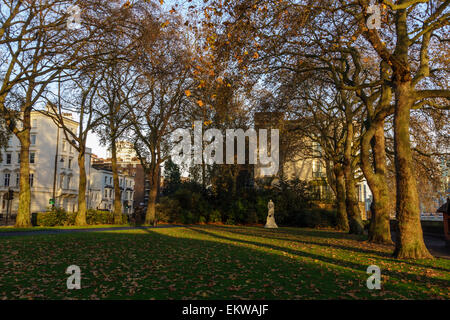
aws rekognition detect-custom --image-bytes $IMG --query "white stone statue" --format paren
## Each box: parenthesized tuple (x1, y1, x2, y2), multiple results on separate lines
(265, 200, 278, 228)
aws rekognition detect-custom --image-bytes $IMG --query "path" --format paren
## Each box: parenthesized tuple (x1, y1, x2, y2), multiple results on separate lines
(391, 231, 449, 259)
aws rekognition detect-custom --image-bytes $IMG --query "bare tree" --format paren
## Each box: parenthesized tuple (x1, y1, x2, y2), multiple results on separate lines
(127, 14, 194, 225)
(0, 0, 99, 227)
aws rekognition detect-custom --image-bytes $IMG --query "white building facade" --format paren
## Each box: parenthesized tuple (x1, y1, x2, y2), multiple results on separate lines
(0, 111, 90, 214)
(88, 167, 134, 215)
(0, 110, 134, 217)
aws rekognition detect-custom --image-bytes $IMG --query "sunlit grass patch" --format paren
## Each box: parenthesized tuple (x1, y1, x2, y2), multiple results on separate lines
(0, 225, 448, 300)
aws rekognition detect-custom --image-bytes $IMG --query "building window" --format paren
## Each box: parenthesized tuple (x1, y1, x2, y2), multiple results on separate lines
(104, 189, 108, 198)
(109, 177, 112, 184)
(104, 176, 107, 184)
(67, 176, 71, 189)
(4, 173, 10, 187)
(17, 153, 20, 163)
(6, 153, 11, 164)
(30, 134, 36, 145)
(29, 174, 34, 187)
(16, 173, 19, 186)
(68, 158, 72, 169)
(62, 140, 66, 151)
(30, 153, 35, 164)
(109, 189, 112, 198)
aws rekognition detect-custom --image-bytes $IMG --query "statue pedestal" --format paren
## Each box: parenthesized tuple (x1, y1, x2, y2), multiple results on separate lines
(264, 215, 278, 229)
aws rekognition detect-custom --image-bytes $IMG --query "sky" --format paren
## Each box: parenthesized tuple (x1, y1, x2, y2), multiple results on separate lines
(84, 0, 202, 160)
(87, 132, 108, 158)
(55, 0, 204, 160)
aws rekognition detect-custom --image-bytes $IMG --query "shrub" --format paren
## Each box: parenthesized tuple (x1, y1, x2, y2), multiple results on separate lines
(225, 217, 235, 225)
(35, 208, 128, 226)
(66, 211, 77, 226)
(120, 214, 128, 224)
(36, 207, 68, 226)
(182, 210, 195, 224)
(209, 210, 221, 223)
(292, 208, 337, 228)
(86, 209, 114, 225)
(156, 197, 181, 223)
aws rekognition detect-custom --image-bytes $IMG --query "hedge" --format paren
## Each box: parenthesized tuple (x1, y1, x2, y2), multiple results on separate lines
(34, 208, 128, 226)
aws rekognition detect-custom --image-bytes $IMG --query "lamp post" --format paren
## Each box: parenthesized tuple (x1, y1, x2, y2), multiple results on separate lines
(52, 126, 60, 208)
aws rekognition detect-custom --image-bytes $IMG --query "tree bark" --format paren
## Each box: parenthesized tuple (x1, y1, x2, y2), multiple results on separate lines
(361, 120, 392, 244)
(15, 128, 32, 227)
(111, 140, 122, 224)
(334, 164, 349, 231)
(343, 121, 364, 235)
(76, 151, 88, 226)
(145, 167, 158, 226)
(393, 80, 432, 259)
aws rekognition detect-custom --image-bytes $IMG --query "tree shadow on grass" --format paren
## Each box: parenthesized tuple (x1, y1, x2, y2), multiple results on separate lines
(206, 225, 366, 241)
(202, 228, 396, 259)
(184, 227, 450, 289)
(199, 225, 450, 273)
(2, 228, 448, 299)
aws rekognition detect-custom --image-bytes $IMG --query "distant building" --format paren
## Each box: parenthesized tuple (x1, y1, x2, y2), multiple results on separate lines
(437, 157, 450, 207)
(254, 112, 372, 217)
(0, 110, 135, 220)
(89, 166, 134, 214)
(106, 141, 137, 163)
(92, 154, 157, 212)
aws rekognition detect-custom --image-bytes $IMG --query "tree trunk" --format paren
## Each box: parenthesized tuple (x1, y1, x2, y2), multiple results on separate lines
(334, 164, 349, 231)
(393, 80, 432, 259)
(343, 121, 364, 235)
(111, 140, 122, 224)
(361, 120, 392, 244)
(76, 151, 87, 226)
(369, 123, 392, 244)
(145, 167, 158, 226)
(15, 129, 31, 227)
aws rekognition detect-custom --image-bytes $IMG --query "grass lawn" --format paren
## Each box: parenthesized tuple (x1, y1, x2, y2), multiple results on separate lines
(0, 225, 448, 300)
(0, 224, 131, 233)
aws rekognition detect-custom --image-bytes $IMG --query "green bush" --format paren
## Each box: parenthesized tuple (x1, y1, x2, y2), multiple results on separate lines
(157, 188, 213, 224)
(208, 210, 221, 223)
(156, 197, 181, 222)
(35, 208, 128, 226)
(87, 209, 113, 224)
(152, 178, 334, 227)
(120, 214, 128, 224)
(67, 211, 77, 226)
(293, 208, 337, 228)
(36, 207, 68, 226)
(156, 197, 181, 223)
